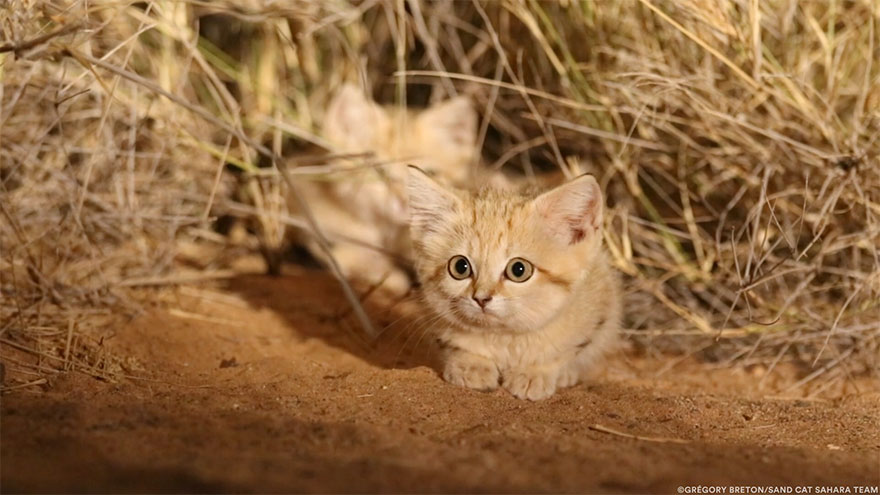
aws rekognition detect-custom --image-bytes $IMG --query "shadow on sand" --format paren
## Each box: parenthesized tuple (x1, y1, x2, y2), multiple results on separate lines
(224, 267, 444, 372)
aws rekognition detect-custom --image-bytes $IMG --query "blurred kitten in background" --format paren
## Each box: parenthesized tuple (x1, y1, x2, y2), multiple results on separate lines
(289, 84, 480, 295)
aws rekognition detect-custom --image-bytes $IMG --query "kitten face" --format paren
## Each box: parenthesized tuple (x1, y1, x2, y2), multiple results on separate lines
(407, 167, 604, 334)
(322, 84, 478, 182)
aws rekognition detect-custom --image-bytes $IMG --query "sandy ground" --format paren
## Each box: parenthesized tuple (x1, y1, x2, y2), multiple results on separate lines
(2, 267, 879, 493)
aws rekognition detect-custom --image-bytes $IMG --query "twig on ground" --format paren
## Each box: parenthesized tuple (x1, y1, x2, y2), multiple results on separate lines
(589, 424, 690, 444)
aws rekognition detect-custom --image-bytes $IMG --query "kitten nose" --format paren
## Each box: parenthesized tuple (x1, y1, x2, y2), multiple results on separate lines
(472, 295, 493, 309)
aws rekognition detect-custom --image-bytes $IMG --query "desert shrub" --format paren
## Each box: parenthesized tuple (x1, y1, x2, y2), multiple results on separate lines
(1, 0, 877, 386)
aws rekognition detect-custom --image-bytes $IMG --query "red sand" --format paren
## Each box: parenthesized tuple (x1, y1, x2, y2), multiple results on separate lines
(3, 270, 879, 493)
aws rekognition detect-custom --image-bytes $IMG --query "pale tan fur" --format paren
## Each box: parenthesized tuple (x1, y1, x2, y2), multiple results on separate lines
(407, 166, 621, 400)
(291, 84, 480, 294)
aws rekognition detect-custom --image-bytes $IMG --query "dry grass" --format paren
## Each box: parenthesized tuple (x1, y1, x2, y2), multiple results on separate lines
(1, 0, 878, 390)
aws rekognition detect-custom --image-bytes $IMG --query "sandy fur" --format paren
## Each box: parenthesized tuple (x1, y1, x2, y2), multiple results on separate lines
(408, 168, 622, 400)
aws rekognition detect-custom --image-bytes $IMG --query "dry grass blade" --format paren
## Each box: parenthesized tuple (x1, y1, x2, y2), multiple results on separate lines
(0, 22, 83, 54)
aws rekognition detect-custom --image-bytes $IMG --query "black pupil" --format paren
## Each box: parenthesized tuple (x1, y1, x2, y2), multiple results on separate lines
(455, 258, 469, 274)
(511, 262, 525, 277)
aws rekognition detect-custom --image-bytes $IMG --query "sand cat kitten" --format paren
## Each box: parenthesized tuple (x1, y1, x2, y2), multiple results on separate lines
(291, 84, 478, 294)
(407, 166, 621, 400)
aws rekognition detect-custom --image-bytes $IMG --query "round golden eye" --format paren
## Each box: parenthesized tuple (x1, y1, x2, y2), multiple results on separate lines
(448, 255, 472, 280)
(505, 258, 533, 282)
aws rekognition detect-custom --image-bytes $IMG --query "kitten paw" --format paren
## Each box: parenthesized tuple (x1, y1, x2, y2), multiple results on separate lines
(556, 365, 582, 389)
(502, 368, 558, 401)
(383, 269, 414, 297)
(443, 352, 500, 392)
(331, 245, 412, 298)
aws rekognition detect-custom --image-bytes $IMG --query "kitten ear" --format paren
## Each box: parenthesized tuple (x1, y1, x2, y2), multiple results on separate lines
(534, 174, 603, 246)
(406, 165, 460, 235)
(417, 96, 478, 152)
(322, 83, 388, 150)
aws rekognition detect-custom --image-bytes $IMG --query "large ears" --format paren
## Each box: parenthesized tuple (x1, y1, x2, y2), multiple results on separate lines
(406, 165, 460, 235)
(322, 83, 389, 150)
(416, 96, 478, 151)
(534, 174, 603, 246)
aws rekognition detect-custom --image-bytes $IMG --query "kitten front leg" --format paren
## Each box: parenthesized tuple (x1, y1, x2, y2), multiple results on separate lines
(558, 309, 621, 389)
(502, 363, 562, 401)
(442, 348, 500, 392)
(327, 243, 411, 297)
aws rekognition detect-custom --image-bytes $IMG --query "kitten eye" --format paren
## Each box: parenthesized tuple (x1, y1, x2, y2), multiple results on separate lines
(505, 258, 534, 283)
(448, 255, 472, 280)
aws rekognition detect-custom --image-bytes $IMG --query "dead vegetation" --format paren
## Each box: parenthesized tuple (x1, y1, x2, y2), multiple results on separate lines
(1, 0, 878, 392)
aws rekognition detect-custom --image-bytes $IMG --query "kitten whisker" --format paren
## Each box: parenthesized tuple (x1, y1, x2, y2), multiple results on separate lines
(389, 311, 449, 367)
